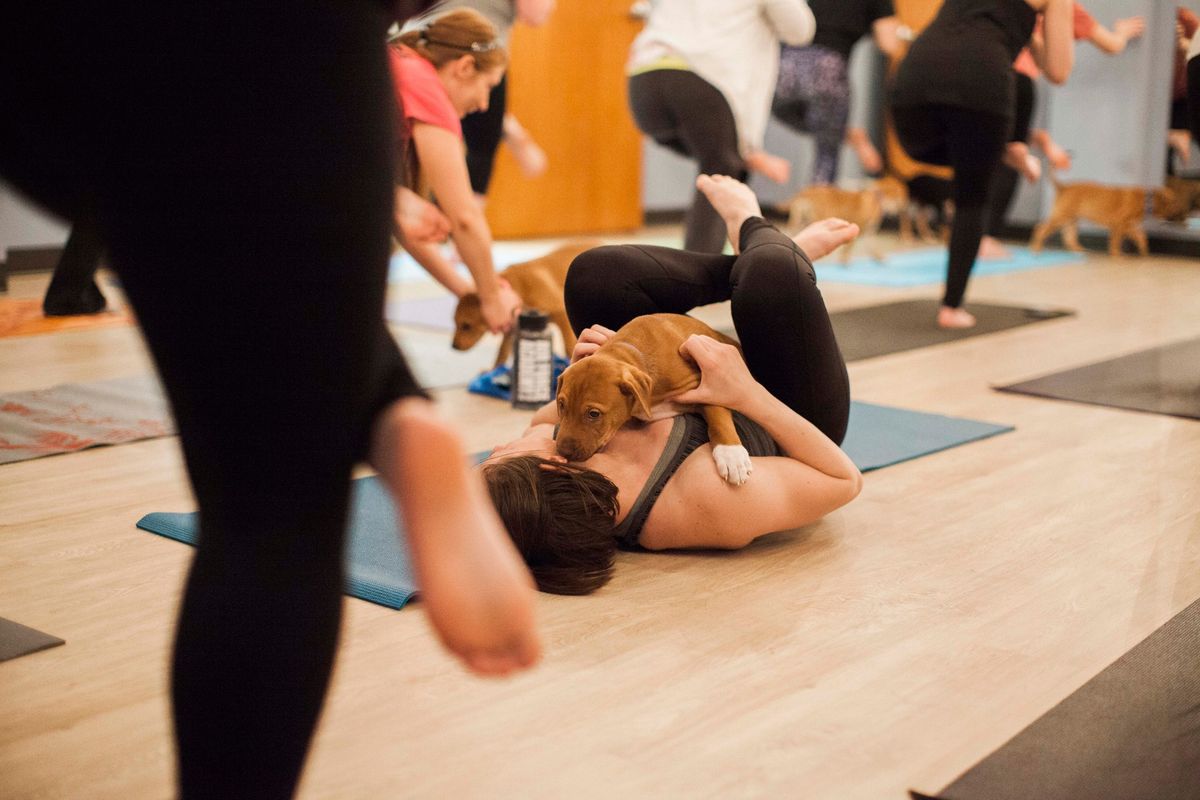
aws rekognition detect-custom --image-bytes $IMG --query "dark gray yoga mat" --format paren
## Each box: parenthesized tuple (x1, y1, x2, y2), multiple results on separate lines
(0, 617, 64, 662)
(912, 596, 1200, 800)
(996, 336, 1200, 421)
(829, 300, 1073, 362)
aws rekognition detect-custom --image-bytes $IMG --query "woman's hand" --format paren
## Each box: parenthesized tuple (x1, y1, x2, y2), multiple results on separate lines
(570, 324, 616, 363)
(672, 334, 760, 411)
(480, 279, 523, 334)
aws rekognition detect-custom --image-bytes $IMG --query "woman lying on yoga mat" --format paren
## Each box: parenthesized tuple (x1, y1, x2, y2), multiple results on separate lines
(480, 174, 864, 595)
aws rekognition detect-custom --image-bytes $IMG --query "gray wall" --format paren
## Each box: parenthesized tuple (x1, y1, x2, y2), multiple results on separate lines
(0, 182, 69, 255)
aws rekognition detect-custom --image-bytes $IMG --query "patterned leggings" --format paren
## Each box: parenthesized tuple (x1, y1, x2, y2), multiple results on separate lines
(772, 45, 851, 185)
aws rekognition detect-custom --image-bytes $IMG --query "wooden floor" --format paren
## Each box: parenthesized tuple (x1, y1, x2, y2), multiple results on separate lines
(2, 233, 1199, 799)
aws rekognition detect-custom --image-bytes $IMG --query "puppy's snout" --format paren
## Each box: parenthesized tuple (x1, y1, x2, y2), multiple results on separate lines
(555, 437, 589, 462)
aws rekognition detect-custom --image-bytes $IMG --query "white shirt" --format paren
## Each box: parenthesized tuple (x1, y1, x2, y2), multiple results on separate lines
(628, 0, 816, 153)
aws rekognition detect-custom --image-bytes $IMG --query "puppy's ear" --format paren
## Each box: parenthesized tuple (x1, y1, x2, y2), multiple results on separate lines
(618, 366, 654, 419)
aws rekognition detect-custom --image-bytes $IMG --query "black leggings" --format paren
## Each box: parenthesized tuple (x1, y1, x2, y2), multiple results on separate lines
(462, 75, 507, 194)
(892, 104, 1010, 308)
(1189, 56, 1200, 143)
(2, 2, 423, 798)
(564, 218, 850, 444)
(628, 69, 748, 254)
(985, 71, 1036, 238)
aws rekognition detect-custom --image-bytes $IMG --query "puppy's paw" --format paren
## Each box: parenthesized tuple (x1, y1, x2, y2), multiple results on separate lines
(712, 444, 752, 485)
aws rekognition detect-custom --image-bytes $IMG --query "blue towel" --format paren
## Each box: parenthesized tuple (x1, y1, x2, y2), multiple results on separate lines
(815, 246, 1084, 287)
(136, 401, 1012, 609)
(468, 356, 571, 401)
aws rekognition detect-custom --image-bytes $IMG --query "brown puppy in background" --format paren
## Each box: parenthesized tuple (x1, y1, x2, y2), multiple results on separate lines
(453, 240, 598, 367)
(554, 313, 753, 485)
(1030, 180, 1176, 257)
(787, 184, 883, 263)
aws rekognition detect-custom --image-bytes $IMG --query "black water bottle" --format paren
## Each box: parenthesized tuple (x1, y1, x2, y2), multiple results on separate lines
(512, 309, 554, 410)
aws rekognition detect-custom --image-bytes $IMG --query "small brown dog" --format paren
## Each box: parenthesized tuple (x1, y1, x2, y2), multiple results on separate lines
(1030, 180, 1176, 257)
(787, 184, 883, 262)
(554, 313, 752, 485)
(453, 240, 598, 367)
(786, 178, 937, 261)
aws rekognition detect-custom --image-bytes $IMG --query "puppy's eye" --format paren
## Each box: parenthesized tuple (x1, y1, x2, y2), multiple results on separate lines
(587, 408, 602, 420)
(459, 323, 473, 332)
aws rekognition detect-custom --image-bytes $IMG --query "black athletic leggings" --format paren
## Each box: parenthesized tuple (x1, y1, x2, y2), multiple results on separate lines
(564, 218, 850, 444)
(628, 69, 748, 254)
(891, 104, 1010, 308)
(985, 71, 1036, 238)
(1189, 55, 1200, 143)
(462, 75, 507, 194)
(2, 2, 424, 798)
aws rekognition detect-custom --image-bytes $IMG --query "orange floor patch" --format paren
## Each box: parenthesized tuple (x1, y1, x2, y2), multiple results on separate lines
(0, 298, 133, 338)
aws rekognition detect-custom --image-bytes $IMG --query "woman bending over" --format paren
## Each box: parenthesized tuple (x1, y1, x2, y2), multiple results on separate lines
(390, 9, 523, 333)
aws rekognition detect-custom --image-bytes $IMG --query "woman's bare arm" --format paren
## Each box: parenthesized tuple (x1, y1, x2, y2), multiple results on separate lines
(639, 336, 861, 550)
(411, 121, 520, 331)
(1030, 0, 1074, 85)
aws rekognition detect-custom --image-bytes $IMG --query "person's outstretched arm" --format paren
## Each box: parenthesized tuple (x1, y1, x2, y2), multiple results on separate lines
(1086, 16, 1145, 54)
(409, 121, 521, 332)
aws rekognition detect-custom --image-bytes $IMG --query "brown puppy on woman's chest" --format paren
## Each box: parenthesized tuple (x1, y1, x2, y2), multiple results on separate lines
(554, 313, 753, 485)
(1030, 180, 1176, 258)
(452, 241, 598, 367)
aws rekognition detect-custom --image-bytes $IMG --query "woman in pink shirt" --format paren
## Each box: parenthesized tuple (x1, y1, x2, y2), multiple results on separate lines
(389, 9, 522, 334)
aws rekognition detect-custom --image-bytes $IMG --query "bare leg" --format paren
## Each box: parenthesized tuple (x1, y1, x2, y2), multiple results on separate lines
(370, 398, 541, 677)
(694, 174, 859, 259)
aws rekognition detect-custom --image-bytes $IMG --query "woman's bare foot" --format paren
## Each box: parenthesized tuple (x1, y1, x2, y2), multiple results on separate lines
(977, 235, 1011, 260)
(370, 398, 541, 677)
(1031, 129, 1071, 171)
(937, 305, 976, 329)
(846, 127, 883, 174)
(1003, 142, 1041, 183)
(744, 150, 791, 184)
(695, 173, 765, 254)
(503, 114, 548, 179)
(793, 218, 861, 261)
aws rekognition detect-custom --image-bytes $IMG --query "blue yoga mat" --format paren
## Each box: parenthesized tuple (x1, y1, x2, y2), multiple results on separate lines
(815, 246, 1085, 287)
(136, 401, 1011, 609)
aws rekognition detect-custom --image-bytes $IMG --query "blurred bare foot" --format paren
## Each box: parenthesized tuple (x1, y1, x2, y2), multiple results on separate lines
(503, 114, 548, 179)
(744, 150, 791, 184)
(937, 305, 976, 329)
(695, 173, 763, 254)
(978, 235, 1011, 260)
(794, 218, 861, 261)
(370, 398, 542, 677)
(1003, 142, 1041, 183)
(846, 127, 883, 174)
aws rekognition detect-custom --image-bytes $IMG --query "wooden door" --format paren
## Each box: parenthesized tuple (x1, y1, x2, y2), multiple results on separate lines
(484, 0, 644, 238)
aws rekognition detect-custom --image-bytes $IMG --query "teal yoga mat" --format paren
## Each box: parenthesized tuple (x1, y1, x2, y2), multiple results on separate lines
(814, 246, 1085, 287)
(136, 402, 1011, 608)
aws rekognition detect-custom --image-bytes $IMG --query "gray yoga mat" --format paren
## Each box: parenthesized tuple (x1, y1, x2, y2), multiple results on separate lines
(0, 375, 176, 465)
(0, 617, 65, 662)
(911, 596, 1200, 800)
(829, 300, 1074, 362)
(136, 401, 1011, 609)
(386, 294, 458, 331)
(996, 336, 1200, 421)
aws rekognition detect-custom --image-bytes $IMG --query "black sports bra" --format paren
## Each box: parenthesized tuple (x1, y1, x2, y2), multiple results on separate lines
(611, 412, 781, 550)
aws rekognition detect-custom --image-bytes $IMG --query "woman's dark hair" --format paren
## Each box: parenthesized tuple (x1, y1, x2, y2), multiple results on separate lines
(482, 455, 620, 595)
